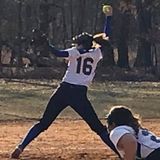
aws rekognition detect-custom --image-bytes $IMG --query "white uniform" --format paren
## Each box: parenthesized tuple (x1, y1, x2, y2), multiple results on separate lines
(62, 47, 103, 87)
(110, 125, 160, 158)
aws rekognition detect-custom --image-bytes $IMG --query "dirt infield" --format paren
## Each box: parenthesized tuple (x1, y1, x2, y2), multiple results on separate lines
(1, 119, 160, 160)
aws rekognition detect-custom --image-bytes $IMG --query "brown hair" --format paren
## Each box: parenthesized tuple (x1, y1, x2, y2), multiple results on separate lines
(72, 32, 111, 51)
(72, 32, 93, 51)
(106, 106, 141, 135)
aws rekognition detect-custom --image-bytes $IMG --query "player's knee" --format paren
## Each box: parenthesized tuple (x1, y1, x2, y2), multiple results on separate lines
(35, 121, 51, 132)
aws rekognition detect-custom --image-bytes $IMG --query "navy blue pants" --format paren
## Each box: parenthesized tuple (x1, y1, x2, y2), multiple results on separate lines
(18, 82, 120, 157)
(145, 148, 160, 160)
(39, 82, 105, 134)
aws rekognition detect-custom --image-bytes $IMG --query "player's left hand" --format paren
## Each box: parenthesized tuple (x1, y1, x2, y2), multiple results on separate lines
(93, 33, 109, 44)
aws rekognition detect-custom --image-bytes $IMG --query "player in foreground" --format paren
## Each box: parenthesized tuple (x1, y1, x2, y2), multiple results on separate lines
(106, 106, 160, 160)
(11, 32, 121, 159)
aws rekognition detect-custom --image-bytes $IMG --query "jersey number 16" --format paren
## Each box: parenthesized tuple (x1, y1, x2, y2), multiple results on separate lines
(76, 57, 94, 75)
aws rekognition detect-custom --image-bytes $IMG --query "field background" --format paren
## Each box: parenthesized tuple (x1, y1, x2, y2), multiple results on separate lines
(0, 79, 160, 160)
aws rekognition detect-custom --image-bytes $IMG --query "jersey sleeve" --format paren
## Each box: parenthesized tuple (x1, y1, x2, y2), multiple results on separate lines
(110, 128, 131, 148)
(104, 16, 112, 37)
(95, 48, 103, 60)
(65, 47, 80, 59)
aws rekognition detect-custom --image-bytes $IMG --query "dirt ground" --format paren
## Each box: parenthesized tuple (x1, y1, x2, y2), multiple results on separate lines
(1, 119, 160, 160)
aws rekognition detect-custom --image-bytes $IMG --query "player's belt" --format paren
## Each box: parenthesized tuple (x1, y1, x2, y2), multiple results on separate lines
(61, 82, 87, 90)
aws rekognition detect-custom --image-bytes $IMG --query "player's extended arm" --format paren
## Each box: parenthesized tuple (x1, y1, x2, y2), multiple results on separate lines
(31, 33, 69, 58)
(49, 44, 90, 57)
(48, 44, 69, 57)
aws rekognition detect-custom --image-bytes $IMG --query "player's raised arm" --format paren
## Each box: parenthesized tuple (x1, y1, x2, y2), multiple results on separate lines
(102, 4, 113, 37)
(92, 5, 113, 53)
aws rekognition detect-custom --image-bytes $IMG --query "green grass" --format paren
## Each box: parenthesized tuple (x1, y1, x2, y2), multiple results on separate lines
(0, 79, 160, 120)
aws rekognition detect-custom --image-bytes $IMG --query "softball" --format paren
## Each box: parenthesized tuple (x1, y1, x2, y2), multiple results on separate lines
(102, 5, 113, 16)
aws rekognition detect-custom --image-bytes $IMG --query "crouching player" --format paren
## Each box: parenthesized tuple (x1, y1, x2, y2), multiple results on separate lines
(106, 106, 160, 160)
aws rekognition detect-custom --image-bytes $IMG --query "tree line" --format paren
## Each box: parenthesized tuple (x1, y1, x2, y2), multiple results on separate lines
(0, 0, 160, 78)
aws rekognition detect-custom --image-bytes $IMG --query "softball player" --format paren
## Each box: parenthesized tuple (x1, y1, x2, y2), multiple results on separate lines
(106, 106, 160, 160)
(11, 32, 120, 159)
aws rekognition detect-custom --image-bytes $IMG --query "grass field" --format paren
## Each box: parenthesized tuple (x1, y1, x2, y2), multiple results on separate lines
(0, 79, 160, 120)
(1, 79, 160, 160)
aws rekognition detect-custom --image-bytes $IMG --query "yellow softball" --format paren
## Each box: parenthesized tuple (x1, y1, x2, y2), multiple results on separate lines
(102, 5, 113, 16)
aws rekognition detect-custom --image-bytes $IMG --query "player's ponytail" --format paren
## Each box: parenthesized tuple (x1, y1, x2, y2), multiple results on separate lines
(72, 32, 111, 51)
(93, 33, 110, 46)
(93, 33, 113, 52)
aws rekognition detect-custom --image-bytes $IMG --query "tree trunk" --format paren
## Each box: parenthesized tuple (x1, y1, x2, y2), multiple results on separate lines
(77, 0, 86, 34)
(117, 9, 130, 68)
(69, 0, 74, 36)
(134, 0, 153, 68)
(39, 0, 49, 34)
(134, 38, 152, 67)
(101, 41, 115, 66)
(17, 0, 23, 66)
(0, 40, 2, 66)
(117, 40, 129, 68)
(155, 44, 160, 78)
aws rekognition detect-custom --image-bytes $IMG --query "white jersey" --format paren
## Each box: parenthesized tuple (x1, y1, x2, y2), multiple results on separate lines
(110, 125, 160, 158)
(62, 47, 103, 87)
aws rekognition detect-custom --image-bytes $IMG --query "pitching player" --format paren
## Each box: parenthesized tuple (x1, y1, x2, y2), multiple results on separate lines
(106, 106, 160, 160)
(11, 32, 121, 159)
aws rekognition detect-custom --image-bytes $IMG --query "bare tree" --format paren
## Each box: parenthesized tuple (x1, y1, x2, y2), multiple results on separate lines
(17, 0, 23, 66)
(134, 0, 152, 69)
(116, 1, 132, 68)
